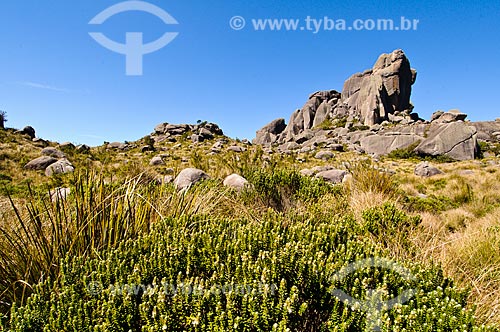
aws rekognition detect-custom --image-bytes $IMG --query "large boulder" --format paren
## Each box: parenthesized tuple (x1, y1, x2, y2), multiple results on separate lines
(19, 126, 36, 139)
(414, 122, 478, 160)
(45, 159, 75, 176)
(315, 169, 347, 184)
(223, 174, 249, 192)
(432, 110, 467, 123)
(173, 168, 210, 191)
(24, 156, 57, 170)
(360, 134, 421, 156)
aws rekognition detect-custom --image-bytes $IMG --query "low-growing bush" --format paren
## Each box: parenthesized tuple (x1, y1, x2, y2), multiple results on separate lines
(3, 210, 494, 331)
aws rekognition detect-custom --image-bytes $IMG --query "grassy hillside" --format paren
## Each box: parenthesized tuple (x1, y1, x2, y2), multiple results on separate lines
(1, 127, 499, 330)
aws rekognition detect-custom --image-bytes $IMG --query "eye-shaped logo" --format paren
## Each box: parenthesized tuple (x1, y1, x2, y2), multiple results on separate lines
(330, 257, 417, 331)
(89, 1, 179, 76)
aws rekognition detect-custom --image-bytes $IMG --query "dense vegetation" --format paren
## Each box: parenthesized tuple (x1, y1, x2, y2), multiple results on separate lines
(1, 128, 500, 330)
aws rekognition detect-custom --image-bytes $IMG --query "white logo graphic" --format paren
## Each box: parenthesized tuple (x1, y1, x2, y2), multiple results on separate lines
(89, 1, 179, 76)
(330, 257, 417, 331)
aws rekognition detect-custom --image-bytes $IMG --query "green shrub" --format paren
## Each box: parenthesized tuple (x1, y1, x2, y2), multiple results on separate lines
(242, 168, 338, 211)
(5, 212, 494, 331)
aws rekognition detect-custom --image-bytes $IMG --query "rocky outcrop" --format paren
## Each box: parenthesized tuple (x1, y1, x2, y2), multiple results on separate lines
(256, 49, 419, 145)
(414, 122, 478, 161)
(252, 49, 492, 161)
(338, 49, 416, 126)
(253, 118, 286, 145)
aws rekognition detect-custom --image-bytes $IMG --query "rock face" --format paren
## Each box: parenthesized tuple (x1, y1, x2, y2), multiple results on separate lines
(414, 122, 478, 161)
(252, 49, 491, 161)
(360, 134, 421, 156)
(45, 159, 75, 176)
(339, 49, 416, 126)
(255, 49, 419, 145)
(173, 168, 210, 191)
(24, 156, 57, 170)
(223, 174, 249, 191)
(414, 162, 443, 177)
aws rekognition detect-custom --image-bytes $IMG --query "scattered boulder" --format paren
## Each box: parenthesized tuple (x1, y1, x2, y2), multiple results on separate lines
(45, 159, 75, 176)
(150, 156, 165, 166)
(223, 174, 249, 191)
(24, 156, 57, 170)
(315, 169, 347, 184)
(227, 146, 246, 153)
(41, 147, 66, 159)
(107, 142, 129, 150)
(173, 168, 210, 191)
(414, 162, 443, 177)
(314, 151, 334, 160)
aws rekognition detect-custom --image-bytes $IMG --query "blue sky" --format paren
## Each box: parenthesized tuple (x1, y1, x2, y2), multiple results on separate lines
(1, 0, 499, 146)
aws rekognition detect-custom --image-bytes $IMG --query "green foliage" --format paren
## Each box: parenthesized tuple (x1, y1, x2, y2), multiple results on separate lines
(402, 194, 456, 213)
(361, 203, 421, 248)
(5, 210, 493, 331)
(242, 167, 338, 211)
(387, 141, 421, 159)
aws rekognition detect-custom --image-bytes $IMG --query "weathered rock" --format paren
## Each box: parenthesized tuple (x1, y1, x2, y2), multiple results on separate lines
(59, 142, 75, 150)
(24, 156, 57, 170)
(414, 162, 443, 177)
(76, 144, 90, 153)
(315, 170, 347, 184)
(41, 147, 66, 158)
(339, 49, 416, 126)
(191, 134, 204, 143)
(360, 134, 421, 156)
(314, 151, 334, 160)
(223, 174, 249, 191)
(227, 146, 246, 153)
(150, 156, 165, 166)
(415, 122, 478, 160)
(107, 142, 128, 150)
(253, 118, 287, 145)
(173, 168, 210, 190)
(433, 110, 467, 123)
(431, 110, 445, 122)
(45, 159, 75, 176)
(20, 126, 36, 139)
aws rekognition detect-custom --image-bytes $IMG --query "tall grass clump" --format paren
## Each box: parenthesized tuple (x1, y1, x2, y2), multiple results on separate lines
(0, 171, 231, 317)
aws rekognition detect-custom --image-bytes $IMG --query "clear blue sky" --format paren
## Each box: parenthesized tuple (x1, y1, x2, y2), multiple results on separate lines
(1, 0, 499, 146)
